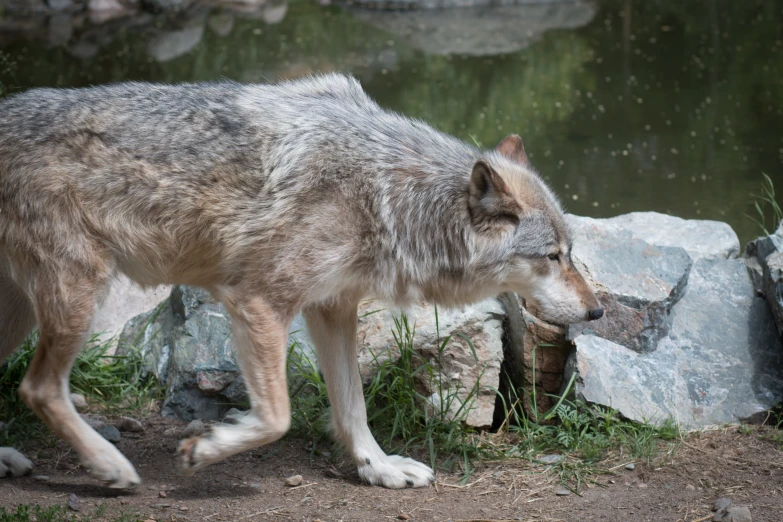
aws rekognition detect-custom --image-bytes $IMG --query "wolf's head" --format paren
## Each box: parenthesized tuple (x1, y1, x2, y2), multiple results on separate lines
(468, 135, 602, 326)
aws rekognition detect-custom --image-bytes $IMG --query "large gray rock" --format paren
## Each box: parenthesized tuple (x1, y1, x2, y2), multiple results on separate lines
(356, 299, 505, 428)
(146, 23, 204, 62)
(601, 212, 740, 261)
(570, 258, 783, 429)
(567, 215, 692, 353)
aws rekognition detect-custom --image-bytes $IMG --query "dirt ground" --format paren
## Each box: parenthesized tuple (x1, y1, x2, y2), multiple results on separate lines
(2, 417, 782, 522)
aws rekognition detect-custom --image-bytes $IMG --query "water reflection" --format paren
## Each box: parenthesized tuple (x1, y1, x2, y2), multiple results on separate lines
(0, 0, 781, 242)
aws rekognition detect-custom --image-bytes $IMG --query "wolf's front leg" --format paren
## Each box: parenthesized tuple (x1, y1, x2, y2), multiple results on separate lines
(177, 292, 292, 473)
(304, 301, 434, 489)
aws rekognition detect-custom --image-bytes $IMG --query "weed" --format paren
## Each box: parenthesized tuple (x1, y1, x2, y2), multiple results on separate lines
(0, 504, 141, 522)
(0, 332, 161, 448)
(746, 172, 782, 235)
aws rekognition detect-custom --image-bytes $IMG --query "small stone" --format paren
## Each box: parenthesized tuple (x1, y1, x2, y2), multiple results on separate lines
(81, 414, 106, 429)
(159, 491, 167, 498)
(537, 454, 563, 464)
(554, 487, 571, 496)
(70, 393, 88, 411)
(714, 498, 733, 511)
(625, 463, 636, 471)
(686, 484, 696, 491)
(181, 419, 205, 438)
(96, 425, 121, 443)
(637, 482, 648, 488)
(398, 515, 410, 521)
(285, 474, 303, 487)
(179, 506, 188, 511)
(34, 475, 50, 481)
(249, 483, 261, 488)
(115, 416, 144, 433)
(719, 506, 752, 522)
(68, 493, 80, 512)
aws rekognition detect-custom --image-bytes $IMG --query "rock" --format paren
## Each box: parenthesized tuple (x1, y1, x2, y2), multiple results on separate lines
(91, 275, 170, 350)
(742, 222, 783, 336)
(601, 212, 740, 261)
(348, 2, 595, 56)
(714, 506, 752, 522)
(68, 493, 80, 512)
(356, 298, 505, 428)
(569, 258, 783, 429)
(81, 414, 106, 430)
(70, 393, 87, 411)
(285, 474, 303, 487)
(567, 215, 693, 353)
(147, 23, 204, 62)
(159, 491, 167, 498)
(34, 474, 50, 481)
(223, 408, 249, 425)
(114, 416, 144, 433)
(181, 419, 205, 438)
(499, 292, 570, 418)
(714, 498, 733, 511)
(536, 455, 562, 465)
(96, 425, 122, 443)
(554, 487, 570, 496)
(624, 463, 635, 471)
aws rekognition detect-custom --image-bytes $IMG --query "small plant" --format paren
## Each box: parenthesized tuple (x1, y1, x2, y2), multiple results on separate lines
(746, 172, 782, 235)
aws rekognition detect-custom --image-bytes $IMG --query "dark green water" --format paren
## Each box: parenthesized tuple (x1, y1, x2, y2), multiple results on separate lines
(1, 0, 781, 242)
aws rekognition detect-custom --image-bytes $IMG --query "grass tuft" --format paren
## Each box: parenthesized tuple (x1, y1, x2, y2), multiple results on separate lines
(746, 172, 782, 235)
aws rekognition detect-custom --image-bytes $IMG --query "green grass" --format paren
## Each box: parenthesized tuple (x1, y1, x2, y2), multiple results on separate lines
(746, 172, 782, 235)
(287, 307, 683, 491)
(0, 332, 161, 448)
(0, 504, 139, 522)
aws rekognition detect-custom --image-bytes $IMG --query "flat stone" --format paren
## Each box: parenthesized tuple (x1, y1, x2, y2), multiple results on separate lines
(114, 416, 144, 433)
(285, 474, 303, 487)
(554, 487, 570, 496)
(567, 215, 692, 353)
(180, 419, 205, 438)
(602, 212, 740, 261)
(536, 455, 563, 465)
(624, 463, 635, 471)
(96, 425, 121, 443)
(570, 258, 783, 429)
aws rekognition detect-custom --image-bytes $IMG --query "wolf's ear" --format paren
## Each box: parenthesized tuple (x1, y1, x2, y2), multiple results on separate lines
(468, 160, 522, 231)
(496, 134, 530, 166)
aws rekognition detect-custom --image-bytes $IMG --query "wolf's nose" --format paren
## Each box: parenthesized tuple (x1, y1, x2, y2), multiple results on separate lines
(588, 308, 604, 321)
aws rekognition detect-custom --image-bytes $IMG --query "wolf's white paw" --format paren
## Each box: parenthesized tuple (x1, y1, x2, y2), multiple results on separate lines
(0, 447, 33, 478)
(358, 454, 434, 489)
(82, 452, 141, 489)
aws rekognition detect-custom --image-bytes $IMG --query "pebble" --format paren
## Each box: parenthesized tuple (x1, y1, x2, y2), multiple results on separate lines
(249, 483, 261, 488)
(70, 393, 88, 411)
(398, 515, 411, 520)
(537, 454, 563, 465)
(67, 493, 80, 512)
(714, 506, 752, 522)
(714, 498, 733, 511)
(96, 425, 121, 443)
(34, 475, 50, 481)
(181, 419, 205, 438)
(81, 414, 106, 430)
(115, 416, 144, 433)
(159, 491, 167, 498)
(625, 463, 636, 471)
(285, 474, 303, 487)
(686, 484, 696, 491)
(554, 487, 571, 496)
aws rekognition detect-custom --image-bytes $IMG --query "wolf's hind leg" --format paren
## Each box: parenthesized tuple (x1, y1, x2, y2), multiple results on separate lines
(18, 267, 140, 489)
(304, 301, 434, 489)
(177, 292, 292, 473)
(0, 447, 33, 477)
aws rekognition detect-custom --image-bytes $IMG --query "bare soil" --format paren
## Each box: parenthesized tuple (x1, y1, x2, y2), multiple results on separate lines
(2, 417, 782, 522)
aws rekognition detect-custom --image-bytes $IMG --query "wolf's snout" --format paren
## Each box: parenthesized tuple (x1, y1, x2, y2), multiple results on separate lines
(587, 308, 604, 321)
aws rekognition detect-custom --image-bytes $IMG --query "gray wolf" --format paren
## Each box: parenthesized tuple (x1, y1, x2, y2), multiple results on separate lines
(0, 74, 601, 489)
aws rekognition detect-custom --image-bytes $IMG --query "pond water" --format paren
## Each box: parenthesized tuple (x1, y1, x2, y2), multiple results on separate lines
(1, 0, 781, 243)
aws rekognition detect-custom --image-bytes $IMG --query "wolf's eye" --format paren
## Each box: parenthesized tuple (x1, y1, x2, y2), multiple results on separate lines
(547, 253, 560, 261)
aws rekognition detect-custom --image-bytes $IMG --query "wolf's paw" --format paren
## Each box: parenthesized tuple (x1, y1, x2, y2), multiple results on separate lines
(177, 434, 218, 476)
(82, 453, 141, 489)
(358, 454, 434, 489)
(0, 447, 33, 478)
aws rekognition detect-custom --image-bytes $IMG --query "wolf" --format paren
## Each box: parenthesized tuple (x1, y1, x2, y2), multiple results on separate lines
(0, 73, 602, 489)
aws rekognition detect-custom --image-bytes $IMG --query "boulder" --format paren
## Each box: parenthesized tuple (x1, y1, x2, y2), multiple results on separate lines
(356, 299, 505, 428)
(569, 258, 783, 429)
(147, 23, 204, 62)
(566, 215, 692, 354)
